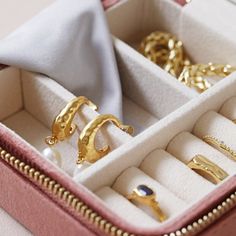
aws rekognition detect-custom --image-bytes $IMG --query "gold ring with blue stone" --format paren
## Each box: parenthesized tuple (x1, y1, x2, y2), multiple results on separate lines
(127, 185, 167, 222)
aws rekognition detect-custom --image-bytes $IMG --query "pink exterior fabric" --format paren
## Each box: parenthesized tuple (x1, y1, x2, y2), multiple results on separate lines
(102, 0, 120, 9)
(200, 208, 236, 236)
(0, 160, 96, 236)
(175, 0, 187, 6)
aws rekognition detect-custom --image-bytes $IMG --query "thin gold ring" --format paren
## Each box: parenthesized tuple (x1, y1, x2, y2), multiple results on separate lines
(203, 135, 236, 161)
(127, 185, 166, 222)
(187, 155, 228, 184)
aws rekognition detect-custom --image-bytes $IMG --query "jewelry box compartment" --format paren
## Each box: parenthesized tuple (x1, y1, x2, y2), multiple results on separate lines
(0, 67, 133, 176)
(0, 59, 193, 177)
(107, 0, 236, 94)
(74, 70, 236, 233)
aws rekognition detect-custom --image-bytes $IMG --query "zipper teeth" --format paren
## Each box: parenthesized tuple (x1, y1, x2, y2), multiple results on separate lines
(0, 147, 131, 236)
(164, 191, 236, 236)
(1, 147, 236, 236)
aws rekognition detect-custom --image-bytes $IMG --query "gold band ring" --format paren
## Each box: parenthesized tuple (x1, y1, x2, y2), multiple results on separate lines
(127, 185, 166, 222)
(203, 135, 236, 161)
(187, 155, 228, 184)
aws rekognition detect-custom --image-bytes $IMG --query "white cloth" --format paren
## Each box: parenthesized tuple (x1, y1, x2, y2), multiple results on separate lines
(0, 0, 123, 119)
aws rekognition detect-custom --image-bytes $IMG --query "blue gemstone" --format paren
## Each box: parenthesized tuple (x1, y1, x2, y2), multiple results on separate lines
(137, 185, 154, 196)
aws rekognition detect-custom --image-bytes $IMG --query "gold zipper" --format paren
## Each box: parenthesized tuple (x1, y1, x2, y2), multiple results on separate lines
(0, 146, 236, 236)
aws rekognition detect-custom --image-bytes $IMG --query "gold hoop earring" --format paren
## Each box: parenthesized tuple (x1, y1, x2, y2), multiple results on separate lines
(42, 96, 97, 166)
(45, 96, 97, 146)
(77, 114, 133, 165)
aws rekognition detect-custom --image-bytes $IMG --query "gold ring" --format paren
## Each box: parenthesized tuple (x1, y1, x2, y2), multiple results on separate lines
(127, 185, 166, 222)
(203, 135, 236, 161)
(77, 114, 133, 164)
(187, 155, 228, 184)
(45, 96, 97, 146)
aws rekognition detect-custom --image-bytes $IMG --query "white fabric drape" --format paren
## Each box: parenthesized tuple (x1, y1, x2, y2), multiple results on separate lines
(0, 0, 123, 119)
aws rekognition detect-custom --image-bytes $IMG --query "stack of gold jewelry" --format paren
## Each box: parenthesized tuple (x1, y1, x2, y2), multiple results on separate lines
(140, 31, 236, 93)
(42, 96, 133, 172)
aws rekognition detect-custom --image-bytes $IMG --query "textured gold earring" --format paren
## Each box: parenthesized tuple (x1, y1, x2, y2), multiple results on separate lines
(77, 114, 133, 165)
(42, 96, 97, 166)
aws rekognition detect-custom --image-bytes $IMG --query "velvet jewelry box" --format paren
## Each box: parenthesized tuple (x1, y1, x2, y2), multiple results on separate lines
(1, 0, 236, 235)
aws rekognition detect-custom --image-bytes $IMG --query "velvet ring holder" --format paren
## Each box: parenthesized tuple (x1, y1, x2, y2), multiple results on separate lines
(112, 167, 187, 221)
(139, 149, 213, 202)
(193, 110, 236, 162)
(220, 96, 236, 123)
(167, 132, 235, 184)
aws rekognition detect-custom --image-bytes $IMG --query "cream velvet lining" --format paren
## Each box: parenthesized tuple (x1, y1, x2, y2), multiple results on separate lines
(220, 96, 236, 122)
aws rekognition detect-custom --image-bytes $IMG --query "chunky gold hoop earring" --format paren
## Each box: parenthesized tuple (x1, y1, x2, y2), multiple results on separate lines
(45, 96, 97, 146)
(77, 114, 133, 164)
(42, 96, 97, 167)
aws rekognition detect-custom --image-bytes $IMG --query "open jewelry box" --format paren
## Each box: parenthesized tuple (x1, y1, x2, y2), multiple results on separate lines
(1, 0, 236, 235)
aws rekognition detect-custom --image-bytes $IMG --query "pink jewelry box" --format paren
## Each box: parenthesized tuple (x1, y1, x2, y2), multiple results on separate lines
(1, 0, 236, 235)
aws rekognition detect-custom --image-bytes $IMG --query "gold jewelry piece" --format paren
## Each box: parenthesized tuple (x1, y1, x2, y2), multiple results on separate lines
(203, 135, 236, 161)
(140, 31, 190, 77)
(179, 63, 236, 93)
(45, 96, 97, 146)
(187, 155, 228, 184)
(140, 31, 236, 93)
(42, 96, 97, 167)
(127, 185, 166, 222)
(77, 114, 133, 164)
